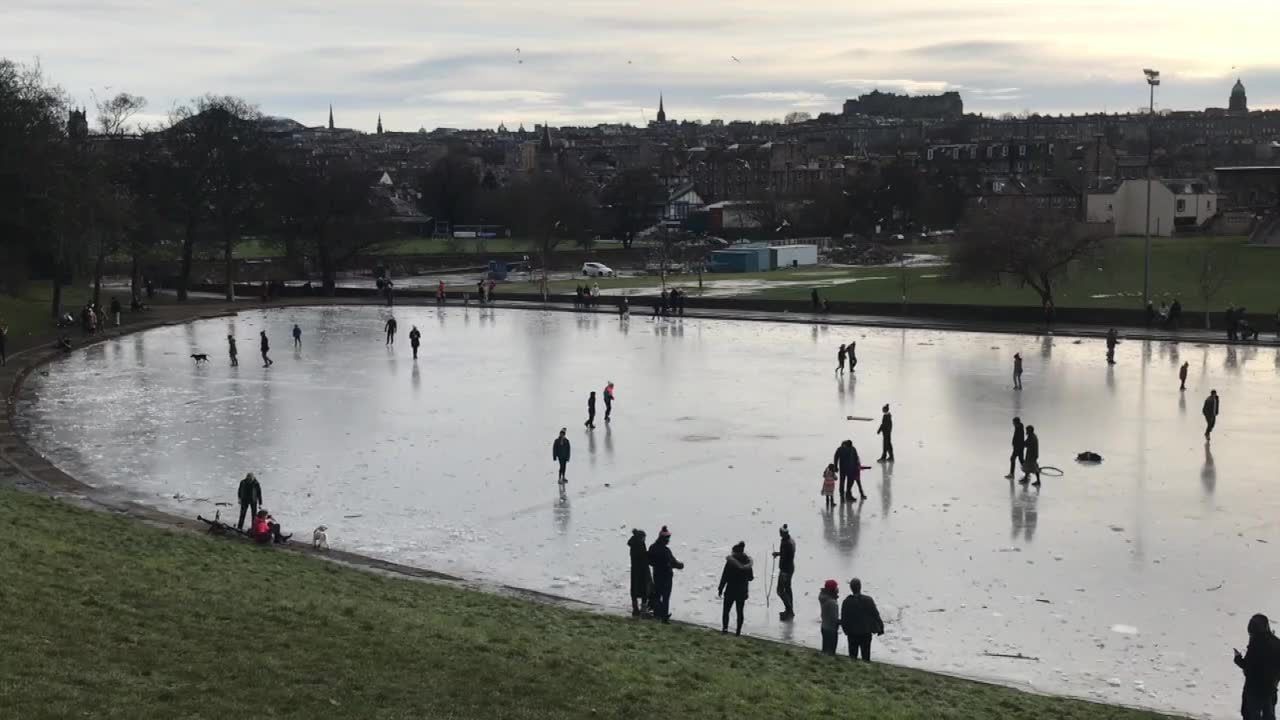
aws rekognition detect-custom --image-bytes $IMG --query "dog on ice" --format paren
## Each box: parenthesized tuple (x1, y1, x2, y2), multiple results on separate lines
(312, 525, 328, 550)
(191, 353, 209, 364)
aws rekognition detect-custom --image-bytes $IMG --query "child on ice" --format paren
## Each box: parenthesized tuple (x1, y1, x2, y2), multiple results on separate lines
(821, 463, 837, 508)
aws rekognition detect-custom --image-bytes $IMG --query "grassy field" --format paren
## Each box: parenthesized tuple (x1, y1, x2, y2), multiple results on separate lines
(0, 284, 90, 347)
(0, 489, 1172, 720)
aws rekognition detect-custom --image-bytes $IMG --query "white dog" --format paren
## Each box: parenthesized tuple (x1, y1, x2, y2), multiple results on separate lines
(312, 525, 329, 550)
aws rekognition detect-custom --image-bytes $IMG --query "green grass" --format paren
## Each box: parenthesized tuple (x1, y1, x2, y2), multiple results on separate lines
(0, 285, 90, 345)
(0, 488, 1173, 720)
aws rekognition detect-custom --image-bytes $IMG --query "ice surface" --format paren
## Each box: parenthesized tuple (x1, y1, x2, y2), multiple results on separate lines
(15, 306, 1280, 719)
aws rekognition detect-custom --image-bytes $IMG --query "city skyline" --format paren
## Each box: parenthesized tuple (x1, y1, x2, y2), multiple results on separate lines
(6, 0, 1280, 132)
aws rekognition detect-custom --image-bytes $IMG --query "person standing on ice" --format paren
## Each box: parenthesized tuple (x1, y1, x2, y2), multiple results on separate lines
(840, 577, 885, 662)
(603, 382, 615, 423)
(819, 579, 840, 655)
(627, 528, 652, 617)
(409, 326, 422, 360)
(585, 391, 597, 429)
(833, 440, 863, 502)
(717, 541, 754, 635)
(292, 323, 302, 349)
(835, 343, 846, 374)
(552, 428, 571, 483)
(1020, 425, 1041, 487)
(1006, 417, 1026, 480)
(1233, 613, 1280, 720)
(1179, 361, 1189, 391)
(1203, 389, 1221, 441)
(1013, 353, 1023, 390)
(876, 404, 894, 462)
(772, 524, 796, 621)
(647, 526, 684, 623)
(259, 330, 273, 367)
(1105, 328, 1119, 365)
(384, 316, 397, 345)
(847, 341, 857, 371)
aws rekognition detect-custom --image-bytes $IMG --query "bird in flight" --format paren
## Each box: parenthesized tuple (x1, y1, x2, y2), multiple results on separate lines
(516, 48, 523, 64)
(731, 56, 741, 63)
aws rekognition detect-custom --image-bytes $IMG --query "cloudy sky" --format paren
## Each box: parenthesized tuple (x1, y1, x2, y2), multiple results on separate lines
(6, 0, 1280, 132)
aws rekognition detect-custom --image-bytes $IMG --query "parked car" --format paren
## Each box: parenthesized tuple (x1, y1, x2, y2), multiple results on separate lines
(582, 262, 615, 277)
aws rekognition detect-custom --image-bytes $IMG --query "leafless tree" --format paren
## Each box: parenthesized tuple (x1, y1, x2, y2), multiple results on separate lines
(1189, 244, 1238, 329)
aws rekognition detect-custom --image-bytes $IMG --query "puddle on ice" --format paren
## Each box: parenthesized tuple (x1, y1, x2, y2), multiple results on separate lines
(14, 306, 1280, 719)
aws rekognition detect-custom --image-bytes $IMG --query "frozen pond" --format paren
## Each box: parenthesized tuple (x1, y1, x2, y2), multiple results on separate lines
(15, 306, 1280, 719)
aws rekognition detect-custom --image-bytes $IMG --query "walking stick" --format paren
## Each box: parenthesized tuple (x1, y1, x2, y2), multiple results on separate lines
(766, 551, 776, 608)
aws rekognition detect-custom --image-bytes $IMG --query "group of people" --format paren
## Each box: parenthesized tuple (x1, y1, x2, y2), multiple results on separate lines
(77, 299, 123, 336)
(1005, 417, 1042, 486)
(1145, 298, 1184, 329)
(235, 472, 290, 544)
(654, 288, 686, 317)
(1225, 306, 1261, 342)
(574, 283, 601, 309)
(834, 342, 858, 374)
(476, 279, 497, 304)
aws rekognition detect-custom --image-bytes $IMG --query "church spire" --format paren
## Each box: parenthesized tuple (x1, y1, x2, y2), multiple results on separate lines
(656, 93, 666, 123)
(377, 113, 383, 135)
(328, 104, 334, 130)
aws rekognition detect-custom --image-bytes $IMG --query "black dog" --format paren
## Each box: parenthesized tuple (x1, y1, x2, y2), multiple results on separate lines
(191, 353, 209, 364)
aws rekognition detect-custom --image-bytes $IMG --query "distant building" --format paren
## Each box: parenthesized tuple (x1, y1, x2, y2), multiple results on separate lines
(68, 108, 88, 142)
(1087, 178, 1217, 236)
(1229, 79, 1248, 114)
(656, 94, 667, 124)
(843, 90, 963, 120)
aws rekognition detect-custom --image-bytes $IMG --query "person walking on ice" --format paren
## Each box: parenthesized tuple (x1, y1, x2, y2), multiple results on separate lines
(1180, 361, 1189, 392)
(1006, 417, 1026, 480)
(848, 341, 857, 371)
(1013, 353, 1023, 390)
(603, 382, 615, 423)
(836, 343, 846, 374)
(384, 316, 397, 345)
(292, 323, 302, 349)
(1105, 328, 1119, 365)
(834, 440, 865, 502)
(409, 326, 421, 360)
(585, 391, 597, 429)
(259, 331, 273, 367)
(552, 429, 571, 484)
(876, 404, 894, 462)
(821, 463, 837, 508)
(227, 334, 238, 367)
(717, 541, 754, 636)
(1020, 425, 1041, 487)
(1203, 390, 1220, 441)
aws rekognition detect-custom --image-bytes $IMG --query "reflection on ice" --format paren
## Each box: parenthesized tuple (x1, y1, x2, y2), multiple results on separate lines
(15, 306, 1280, 719)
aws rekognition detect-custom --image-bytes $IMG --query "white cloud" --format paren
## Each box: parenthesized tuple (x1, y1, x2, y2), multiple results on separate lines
(825, 78, 953, 94)
(416, 89, 562, 104)
(715, 91, 832, 107)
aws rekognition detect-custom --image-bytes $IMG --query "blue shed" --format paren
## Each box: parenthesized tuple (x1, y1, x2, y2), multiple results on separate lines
(709, 248, 769, 273)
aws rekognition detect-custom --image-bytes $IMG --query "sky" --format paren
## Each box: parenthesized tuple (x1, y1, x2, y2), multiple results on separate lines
(6, 0, 1280, 133)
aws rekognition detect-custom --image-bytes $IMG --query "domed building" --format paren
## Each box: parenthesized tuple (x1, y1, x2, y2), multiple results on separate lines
(1229, 78, 1248, 113)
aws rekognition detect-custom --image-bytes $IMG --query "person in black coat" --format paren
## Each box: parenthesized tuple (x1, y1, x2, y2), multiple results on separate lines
(259, 331, 273, 367)
(1020, 425, 1040, 486)
(584, 391, 596, 429)
(627, 529, 652, 616)
(1235, 613, 1280, 720)
(876, 404, 894, 462)
(384, 317, 397, 345)
(772, 524, 796, 620)
(1006, 416, 1026, 479)
(833, 440, 862, 502)
(717, 541, 754, 635)
(1204, 390, 1221, 441)
(236, 472, 263, 530)
(840, 577, 885, 661)
(647, 526, 684, 622)
(552, 429, 571, 483)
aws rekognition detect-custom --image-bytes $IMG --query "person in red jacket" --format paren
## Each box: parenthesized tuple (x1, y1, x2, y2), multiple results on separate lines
(249, 509, 291, 544)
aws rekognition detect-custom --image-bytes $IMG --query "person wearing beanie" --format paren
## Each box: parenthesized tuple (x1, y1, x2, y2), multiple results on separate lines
(603, 382, 616, 423)
(819, 579, 840, 655)
(772, 524, 796, 621)
(647, 526, 684, 622)
(627, 529, 652, 617)
(840, 577, 885, 661)
(876, 403, 894, 462)
(717, 541, 754, 635)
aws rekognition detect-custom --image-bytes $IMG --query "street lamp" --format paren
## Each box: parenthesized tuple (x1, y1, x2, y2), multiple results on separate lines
(1142, 68, 1160, 309)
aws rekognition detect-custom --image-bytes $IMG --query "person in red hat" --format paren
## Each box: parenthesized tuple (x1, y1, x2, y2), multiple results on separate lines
(819, 579, 840, 655)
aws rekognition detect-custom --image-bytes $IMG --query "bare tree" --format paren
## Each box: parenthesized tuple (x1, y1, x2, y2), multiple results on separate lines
(94, 92, 146, 136)
(1189, 244, 1238, 329)
(504, 172, 595, 300)
(783, 111, 812, 124)
(949, 206, 1108, 315)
